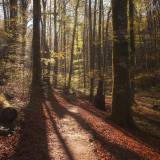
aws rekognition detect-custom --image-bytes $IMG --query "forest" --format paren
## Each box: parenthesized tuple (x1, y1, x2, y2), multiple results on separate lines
(0, 0, 160, 159)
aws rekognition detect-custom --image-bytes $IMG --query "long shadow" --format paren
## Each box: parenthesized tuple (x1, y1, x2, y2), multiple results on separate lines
(48, 89, 106, 121)
(47, 87, 143, 160)
(44, 102, 75, 160)
(11, 91, 50, 160)
(61, 93, 108, 120)
(60, 91, 160, 151)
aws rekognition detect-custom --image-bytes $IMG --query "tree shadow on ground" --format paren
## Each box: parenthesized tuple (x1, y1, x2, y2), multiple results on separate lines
(47, 87, 143, 160)
(60, 90, 160, 151)
(43, 102, 75, 160)
(60, 91, 108, 120)
(10, 92, 51, 160)
(11, 87, 76, 160)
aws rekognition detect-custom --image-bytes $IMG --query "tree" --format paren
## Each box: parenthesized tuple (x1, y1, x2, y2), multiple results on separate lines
(103, 7, 111, 75)
(53, 0, 58, 87)
(82, 0, 88, 91)
(31, 0, 42, 90)
(9, 0, 18, 52)
(88, 0, 93, 101)
(62, 0, 67, 89)
(41, 0, 50, 84)
(94, 0, 105, 110)
(129, 0, 135, 103)
(2, 0, 9, 32)
(67, 0, 80, 92)
(111, 0, 133, 127)
(21, 0, 30, 96)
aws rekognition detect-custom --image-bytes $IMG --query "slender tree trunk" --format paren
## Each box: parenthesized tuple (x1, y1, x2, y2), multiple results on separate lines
(82, 0, 88, 91)
(47, 0, 52, 84)
(53, 0, 58, 87)
(89, 0, 97, 101)
(103, 7, 111, 96)
(62, 0, 67, 89)
(21, 0, 29, 97)
(9, 0, 18, 53)
(103, 8, 111, 74)
(42, 0, 50, 84)
(88, 0, 93, 99)
(49, 0, 52, 49)
(42, 0, 47, 52)
(2, 0, 8, 32)
(129, 0, 135, 103)
(94, 0, 105, 110)
(67, 0, 80, 92)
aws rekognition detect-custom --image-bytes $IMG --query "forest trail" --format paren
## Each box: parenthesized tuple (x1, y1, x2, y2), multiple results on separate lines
(43, 97, 98, 160)
(1, 89, 160, 160)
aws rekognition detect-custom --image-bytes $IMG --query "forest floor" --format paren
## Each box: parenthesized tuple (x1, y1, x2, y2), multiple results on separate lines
(0, 88, 160, 160)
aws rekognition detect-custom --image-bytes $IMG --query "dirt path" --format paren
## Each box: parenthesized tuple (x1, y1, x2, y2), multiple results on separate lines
(1, 90, 160, 160)
(44, 101, 98, 160)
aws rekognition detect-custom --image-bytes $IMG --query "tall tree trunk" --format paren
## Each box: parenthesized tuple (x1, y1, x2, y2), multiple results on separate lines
(21, 0, 29, 96)
(62, 0, 67, 90)
(82, 0, 88, 92)
(47, 0, 52, 84)
(111, 0, 133, 127)
(42, 0, 47, 52)
(94, 0, 105, 110)
(31, 0, 42, 91)
(67, 0, 80, 92)
(103, 7, 111, 98)
(42, 0, 50, 84)
(49, 0, 52, 49)
(88, 0, 93, 101)
(129, 0, 135, 103)
(103, 7, 111, 75)
(9, 0, 18, 52)
(89, 0, 97, 101)
(53, 0, 58, 87)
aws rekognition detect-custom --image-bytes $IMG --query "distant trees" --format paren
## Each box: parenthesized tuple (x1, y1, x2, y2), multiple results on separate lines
(132, 0, 160, 72)
(1, 0, 160, 127)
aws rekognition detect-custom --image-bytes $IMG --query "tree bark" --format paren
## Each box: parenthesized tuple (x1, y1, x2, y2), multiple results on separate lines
(67, 0, 80, 92)
(129, 0, 135, 103)
(88, 0, 93, 101)
(9, 0, 18, 52)
(111, 0, 133, 127)
(53, 0, 58, 87)
(31, 0, 42, 90)
(94, 0, 105, 110)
